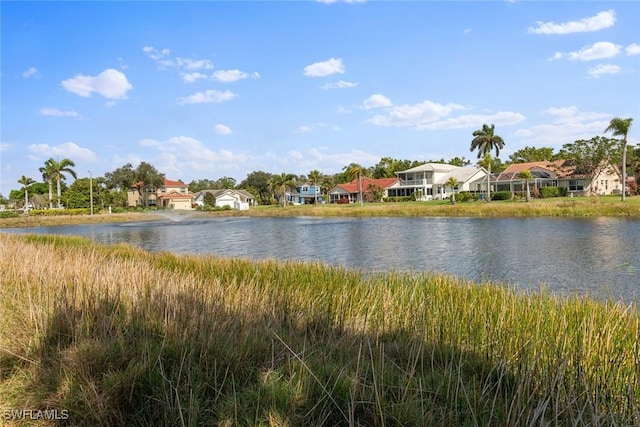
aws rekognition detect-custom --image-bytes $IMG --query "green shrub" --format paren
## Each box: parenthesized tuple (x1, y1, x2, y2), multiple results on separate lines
(0, 211, 20, 219)
(491, 191, 512, 200)
(558, 187, 568, 197)
(28, 208, 91, 216)
(540, 187, 560, 198)
(112, 207, 126, 214)
(456, 192, 477, 202)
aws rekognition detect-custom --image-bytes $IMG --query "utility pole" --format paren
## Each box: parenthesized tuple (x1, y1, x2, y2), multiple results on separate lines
(89, 171, 94, 215)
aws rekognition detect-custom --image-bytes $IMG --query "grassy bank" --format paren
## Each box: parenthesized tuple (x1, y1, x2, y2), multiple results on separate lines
(1, 196, 639, 228)
(1, 234, 638, 426)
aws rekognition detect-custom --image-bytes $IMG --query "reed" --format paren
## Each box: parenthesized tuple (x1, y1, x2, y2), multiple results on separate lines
(1, 234, 638, 426)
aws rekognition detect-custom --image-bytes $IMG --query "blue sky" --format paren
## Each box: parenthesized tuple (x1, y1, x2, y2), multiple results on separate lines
(1, 1, 639, 196)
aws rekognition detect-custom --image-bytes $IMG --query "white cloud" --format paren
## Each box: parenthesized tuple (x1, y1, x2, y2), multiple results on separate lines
(322, 80, 357, 90)
(463, 28, 472, 35)
(367, 100, 466, 129)
(39, 108, 80, 118)
(215, 124, 232, 135)
(142, 46, 170, 60)
(178, 89, 237, 105)
(27, 142, 97, 162)
(303, 58, 345, 77)
(0, 143, 10, 151)
(136, 136, 250, 177)
(528, 10, 615, 35)
(588, 64, 621, 78)
(295, 125, 313, 133)
(627, 43, 640, 56)
(552, 41, 621, 61)
(144, 46, 215, 80)
(514, 106, 610, 147)
(182, 72, 207, 83)
(212, 69, 251, 82)
(61, 69, 133, 99)
(423, 111, 525, 130)
(283, 147, 378, 174)
(337, 105, 352, 114)
(22, 67, 39, 78)
(362, 94, 392, 110)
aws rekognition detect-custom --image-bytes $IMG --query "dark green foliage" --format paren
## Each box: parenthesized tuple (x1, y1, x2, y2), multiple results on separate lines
(456, 192, 477, 202)
(0, 211, 20, 218)
(491, 191, 512, 200)
(539, 187, 560, 198)
(385, 196, 414, 203)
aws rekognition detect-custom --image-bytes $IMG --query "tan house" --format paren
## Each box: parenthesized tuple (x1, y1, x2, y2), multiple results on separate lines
(128, 179, 194, 209)
(494, 160, 621, 196)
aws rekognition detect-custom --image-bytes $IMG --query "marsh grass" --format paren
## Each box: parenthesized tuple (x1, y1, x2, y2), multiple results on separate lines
(1, 234, 638, 426)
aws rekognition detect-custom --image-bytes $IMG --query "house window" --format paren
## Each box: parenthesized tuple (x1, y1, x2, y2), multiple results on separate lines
(569, 180, 585, 191)
(302, 186, 308, 192)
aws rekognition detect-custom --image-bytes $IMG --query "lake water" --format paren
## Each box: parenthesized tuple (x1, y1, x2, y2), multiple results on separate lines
(3, 215, 639, 303)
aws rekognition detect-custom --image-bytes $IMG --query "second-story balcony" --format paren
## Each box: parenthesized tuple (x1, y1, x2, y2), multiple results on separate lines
(398, 179, 432, 186)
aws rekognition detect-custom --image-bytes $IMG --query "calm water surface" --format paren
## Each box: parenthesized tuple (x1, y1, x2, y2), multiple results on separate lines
(4, 216, 639, 302)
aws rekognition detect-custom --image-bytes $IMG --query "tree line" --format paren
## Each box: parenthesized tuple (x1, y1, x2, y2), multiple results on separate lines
(4, 119, 637, 211)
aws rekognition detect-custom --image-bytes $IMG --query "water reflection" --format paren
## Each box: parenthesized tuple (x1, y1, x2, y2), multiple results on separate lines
(3, 216, 638, 302)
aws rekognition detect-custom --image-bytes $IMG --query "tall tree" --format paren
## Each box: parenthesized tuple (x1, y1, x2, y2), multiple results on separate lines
(518, 170, 533, 202)
(509, 146, 557, 163)
(307, 169, 322, 204)
(604, 117, 633, 201)
(133, 162, 165, 207)
(344, 163, 368, 206)
(470, 124, 505, 202)
(18, 175, 35, 214)
(238, 171, 273, 205)
(269, 173, 296, 206)
(48, 158, 77, 208)
(104, 163, 136, 191)
(39, 158, 56, 209)
(558, 136, 619, 180)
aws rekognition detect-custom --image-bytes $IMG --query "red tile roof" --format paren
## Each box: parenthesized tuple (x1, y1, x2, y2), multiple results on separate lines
(337, 177, 398, 193)
(157, 191, 193, 200)
(163, 179, 187, 187)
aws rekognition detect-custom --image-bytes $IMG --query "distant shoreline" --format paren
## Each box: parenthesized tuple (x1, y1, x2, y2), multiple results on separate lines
(1, 196, 639, 228)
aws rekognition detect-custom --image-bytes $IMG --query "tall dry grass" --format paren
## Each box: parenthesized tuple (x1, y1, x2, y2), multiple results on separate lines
(1, 233, 638, 426)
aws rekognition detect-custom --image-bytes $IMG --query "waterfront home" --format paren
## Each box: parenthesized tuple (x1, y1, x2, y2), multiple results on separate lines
(386, 163, 487, 201)
(328, 177, 398, 203)
(193, 189, 254, 210)
(128, 179, 191, 208)
(493, 160, 622, 196)
(285, 182, 323, 205)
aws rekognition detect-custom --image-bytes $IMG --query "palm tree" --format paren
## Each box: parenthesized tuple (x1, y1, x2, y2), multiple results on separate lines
(269, 173, 296, 206)
(518, 170, 533, 202)
(344, 163, 368, 206)
(18, 175, 35, 214)
(470, 124, 505, 202)
(39, 158, 56, 209)
(445, 176, 459, 204)
(604, 117, 633, 201)
(48, 158, 77, 208)
(308, 169, 322, 204)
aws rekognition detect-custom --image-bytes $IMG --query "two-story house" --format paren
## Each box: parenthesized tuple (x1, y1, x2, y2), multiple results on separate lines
(128, 179, 194, 209)
(386, 163, 487, 201)
(285, 182, 323, 205)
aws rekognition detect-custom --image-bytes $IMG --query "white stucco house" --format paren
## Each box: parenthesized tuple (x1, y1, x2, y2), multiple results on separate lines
(193, 189, 255, 210)
(386, 163, 487, 201)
